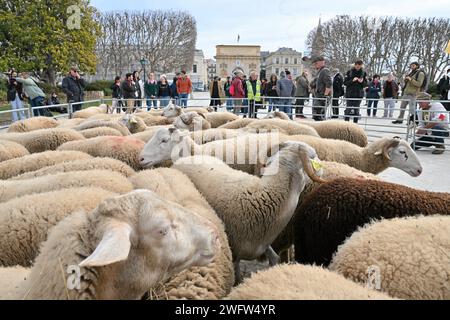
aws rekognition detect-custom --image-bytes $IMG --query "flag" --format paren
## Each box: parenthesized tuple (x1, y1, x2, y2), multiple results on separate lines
(445, 40, 450, 55)
(237, 34, 240, 43)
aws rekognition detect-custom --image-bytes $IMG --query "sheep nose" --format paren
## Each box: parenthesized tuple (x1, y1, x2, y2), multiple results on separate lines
(417, 168, 422, 175)
(139, 157, 145, 162)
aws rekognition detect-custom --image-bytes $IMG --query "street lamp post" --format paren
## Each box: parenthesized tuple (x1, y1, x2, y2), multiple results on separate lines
(140, 58, 149, 83)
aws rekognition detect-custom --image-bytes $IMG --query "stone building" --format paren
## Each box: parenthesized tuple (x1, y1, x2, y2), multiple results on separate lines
(264, 47, 304, 77)
(190, 49, 208, 90)
(205, 59, 217, 80)
(215, 45, 261, 78)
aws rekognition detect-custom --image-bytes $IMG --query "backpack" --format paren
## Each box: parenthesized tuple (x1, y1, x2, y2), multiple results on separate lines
(229, 82, 235, 96)
(415, 70, 428, 92)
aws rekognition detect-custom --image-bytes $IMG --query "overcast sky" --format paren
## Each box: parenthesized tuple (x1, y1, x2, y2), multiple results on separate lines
(91, 0, 450, 58)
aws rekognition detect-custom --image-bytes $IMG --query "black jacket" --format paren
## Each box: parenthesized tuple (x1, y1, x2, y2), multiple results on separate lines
(344, 68, 368, 98)
(437, 76, 450, 97)
(121, 80, 137, 99)
(7, 78, 24, 101)
(62, 75, 86, 103)
(158, 82, 171, 97)
(111, 83, 122, 99)
(332, 73, 344, 98)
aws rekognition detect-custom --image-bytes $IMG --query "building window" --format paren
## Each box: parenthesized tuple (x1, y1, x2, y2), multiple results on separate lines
(285, 58, 289, 64)
(293, 68, 298, 75)
(275, 68, 280, 75)
(193, 65, 198, 73)
(276, 58, 280, 64)
(294, 58, 298, 64)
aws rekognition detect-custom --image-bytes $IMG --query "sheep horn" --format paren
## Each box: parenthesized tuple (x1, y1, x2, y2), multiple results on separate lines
(382, 138, 401, 160)
(299, 151, 327, 184)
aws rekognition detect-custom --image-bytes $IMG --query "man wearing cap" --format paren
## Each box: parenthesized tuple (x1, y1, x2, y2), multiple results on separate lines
(411, 92, 449, 154)
(62, 67, 86, 112)
(392, 62, 425, 124)
(310, 56, 332, 121)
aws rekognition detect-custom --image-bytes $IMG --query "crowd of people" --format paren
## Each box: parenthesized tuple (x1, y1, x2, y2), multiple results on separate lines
(111, 70, 193, 113)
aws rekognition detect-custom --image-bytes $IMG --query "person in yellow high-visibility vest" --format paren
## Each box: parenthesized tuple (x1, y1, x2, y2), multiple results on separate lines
(246, 71, 262, 118)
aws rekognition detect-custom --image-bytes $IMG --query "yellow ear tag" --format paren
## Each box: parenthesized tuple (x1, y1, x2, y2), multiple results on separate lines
(311, 159, 323, 171)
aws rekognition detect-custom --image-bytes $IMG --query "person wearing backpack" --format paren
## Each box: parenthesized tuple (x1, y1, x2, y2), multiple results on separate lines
(392, 62, 426, 124)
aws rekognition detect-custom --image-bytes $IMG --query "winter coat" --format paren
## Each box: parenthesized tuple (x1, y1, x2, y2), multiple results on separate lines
(158, 82, 172, 97)
(437, 76, 450, 98)
(62, 75, 86, 103)
(144, 80, 158, 98)
(231, 77, 245, 98)
(344, 68, 368, 98)
(111, 83, 122, 99)
(276, 76, 296, 98)
(15, 77, 46, 100)
(176, 77, 192, 94)
(121, 80, 137, 99)
(383, 80, 399, 99)
(295, 75, 310, 97)
(7, 78, 24, 101)
(332, 73, 344, 98)
(266, 80, 278, 97)
(367, 80, 382, 99)
(209, 80, 225, 104)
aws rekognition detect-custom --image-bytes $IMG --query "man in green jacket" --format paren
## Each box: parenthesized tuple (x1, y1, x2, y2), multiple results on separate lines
(393, 62, 425, 124)
(15, 72, 49, 117)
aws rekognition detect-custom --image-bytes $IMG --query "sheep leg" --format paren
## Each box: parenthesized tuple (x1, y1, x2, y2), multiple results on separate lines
(234, 259, 242, 285)
(265, 246, 280, 267)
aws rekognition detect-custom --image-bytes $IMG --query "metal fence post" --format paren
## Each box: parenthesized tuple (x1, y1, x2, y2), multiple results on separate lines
(68, 102, 73, 119)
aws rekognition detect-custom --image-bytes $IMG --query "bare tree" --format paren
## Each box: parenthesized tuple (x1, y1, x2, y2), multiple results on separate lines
(306, 15, 450, 85)
(95, 10, 197, 79)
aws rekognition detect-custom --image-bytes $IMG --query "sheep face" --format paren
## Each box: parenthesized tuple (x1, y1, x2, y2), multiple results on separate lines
(79, 190, 219, 297)
(376, 138, 423, 177)
(162, 104, 181, 118)
(119, 114, 139, 131)
(140, 128, 187, 168)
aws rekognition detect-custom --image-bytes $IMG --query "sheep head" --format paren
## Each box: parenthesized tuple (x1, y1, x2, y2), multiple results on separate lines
(174, 112, 207, 131)
(79, 190, 219, 298)
(265, 141, 326, 184)
(162, 104, 182, 118)
(139, 128, 189, 168)
(374, 136, 423, 177)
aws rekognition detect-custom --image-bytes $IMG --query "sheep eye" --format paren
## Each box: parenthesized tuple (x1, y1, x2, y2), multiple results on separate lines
(399, 151, 406, 154)
(161, 139, 168, 144)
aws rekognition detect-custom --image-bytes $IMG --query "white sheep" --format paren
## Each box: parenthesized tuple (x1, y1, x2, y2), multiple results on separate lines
(330, 215, 450, 300)
(172, 141, 325, 282)
(73, 119, 131, 136)
(7, 117, 59, 133)
(10, 157, 135, 180)
(0, 150, 92, 180)
(0, 128, 85, 153)
(17, 190, 219, 299)
(173, 112, 212, 131)
(0, 169, 133, 202)
(56, 118, 86, 128)
(131, 125, 174, 142)
(203, 112, 239, 128)
(226, 264, 393, 300)
(0, 187, 117, 267)
(243, 118, 320, 137)
(80, 127, 123, 138)
(189, 128, 241, 144)
(286, 135, 423, 176)
(218, 118, 256, 129)
(302, 120, 368, 147)
(58, 136, 145, 170)
(0, 140, 29, 162)
(140, 128, 287, 174)
(0, 267, 30, 300)
(129, 168, 234, 300)
(72, 104, 109, 119)
(161, 104, 210, 119)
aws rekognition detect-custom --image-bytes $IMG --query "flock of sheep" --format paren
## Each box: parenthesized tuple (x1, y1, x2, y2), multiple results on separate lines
(0, 102, 448, 300)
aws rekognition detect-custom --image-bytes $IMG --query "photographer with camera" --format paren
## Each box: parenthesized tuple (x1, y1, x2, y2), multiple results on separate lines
(62, 67, 86, 113)
(6, 69, 27, 122)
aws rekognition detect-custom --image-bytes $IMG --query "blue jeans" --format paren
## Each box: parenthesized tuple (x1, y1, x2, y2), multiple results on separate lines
(268, 98, 277, 112)
(179, 93, 189, 107)
(159, 96, 170, 107)
(413, 125, 449, 149)
(10, 95, 26, 122)
(146, 96, 158, 110)
(226, 97, 233, 111)
(367, 99, 379, 116)
(31, 96, 46, 116)
(278, 99, 293, 119)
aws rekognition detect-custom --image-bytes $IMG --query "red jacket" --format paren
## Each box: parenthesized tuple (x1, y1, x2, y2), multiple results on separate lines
(231, 77, 245, 98)
(176, 77, 192, 94)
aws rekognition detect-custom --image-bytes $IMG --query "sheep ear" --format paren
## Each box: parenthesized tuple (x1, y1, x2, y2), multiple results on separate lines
(79, 221, 132, 268)
(374, 150, 383, 156)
